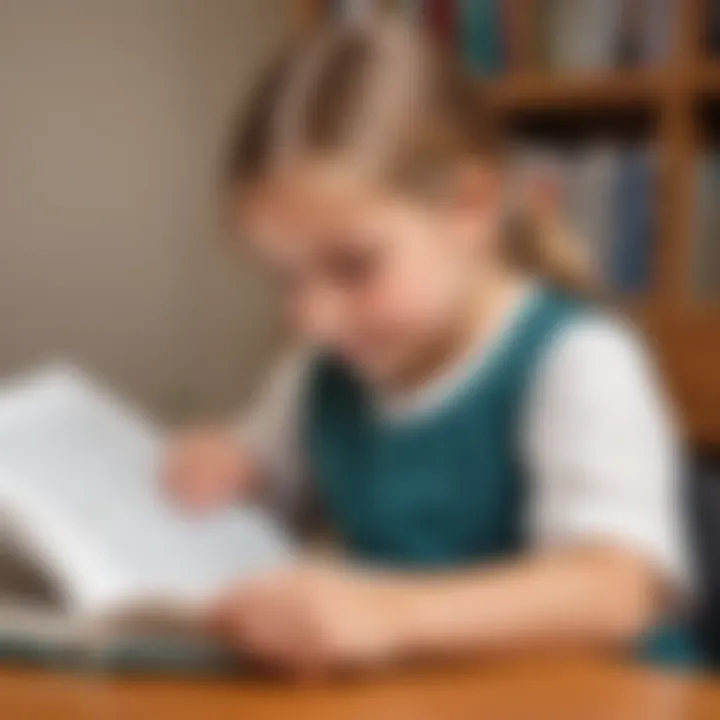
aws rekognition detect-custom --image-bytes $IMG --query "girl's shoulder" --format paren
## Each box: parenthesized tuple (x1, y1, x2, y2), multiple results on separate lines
(526, 305, 675, 435)
(540, 307, 656, 387)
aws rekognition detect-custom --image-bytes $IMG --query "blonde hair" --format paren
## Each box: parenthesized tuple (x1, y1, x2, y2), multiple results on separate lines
(226, 22, 594, 295)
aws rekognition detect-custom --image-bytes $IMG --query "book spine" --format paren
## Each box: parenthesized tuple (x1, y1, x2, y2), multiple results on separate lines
(616, 0, 646, 67)
(693, 153, 720, 297)
(608, 148, 657, 294)
(458, 0, 505, 76)
(641, 0, 676, 65)
(500, 0, 527, 72)
(423, 0, 457, 46)
(594, 148, 621, 277)
(590, 0, 623, 71)
(709, 1, 720, 55)
(692, 155, 712, 296)
(568, 0, 595, 71)
(548, 0, 580, 71)
(708, 156, 720, 296)
(533, 0, 558, 71)
(335, 0, 377, 23)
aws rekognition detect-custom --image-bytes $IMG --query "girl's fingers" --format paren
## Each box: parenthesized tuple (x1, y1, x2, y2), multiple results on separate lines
(207, 579, 331, 677)
(238, 600, 318, 675)
(207, 584, 292, 660)
(205, 601, 236, 640)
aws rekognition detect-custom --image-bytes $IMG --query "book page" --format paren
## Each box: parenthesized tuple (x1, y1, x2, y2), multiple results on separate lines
(0, 366, 293, 617)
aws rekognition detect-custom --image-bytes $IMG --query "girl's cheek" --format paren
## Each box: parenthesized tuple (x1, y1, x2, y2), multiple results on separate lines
(387, 250, 464, 324)
(358, 259, 461, 343)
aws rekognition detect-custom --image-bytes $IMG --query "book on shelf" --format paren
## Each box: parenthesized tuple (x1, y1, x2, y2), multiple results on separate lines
(532, 0, 561, 70)
(616, 0, 646, 67)
(0, 365, 292, 672)
(538, 0, 675, 73)
(457, 1, 506, 75)
(693, 153, 720, 298)
(425, 0, 457, 46)
(330, 0, 675, 76)
(640, 0, 676, 66)
(513, 143, 658, 295)
(499, 0, 530, 71)
(608, 147, 657, 294)
(545, 0, 592, 72)
(709, 0, 720, 56)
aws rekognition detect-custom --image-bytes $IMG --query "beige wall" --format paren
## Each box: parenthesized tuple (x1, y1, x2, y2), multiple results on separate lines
(0, 0, 285, 417)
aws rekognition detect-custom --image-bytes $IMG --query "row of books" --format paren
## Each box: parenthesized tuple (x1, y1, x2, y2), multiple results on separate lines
(694, 153, 720, 298)
(331, 1, 677, 76)
(531, 0, 676, 73)
(513, 145, 658, 294)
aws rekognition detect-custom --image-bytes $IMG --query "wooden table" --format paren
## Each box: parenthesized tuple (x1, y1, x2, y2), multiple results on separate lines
(0, 656, 717, 720)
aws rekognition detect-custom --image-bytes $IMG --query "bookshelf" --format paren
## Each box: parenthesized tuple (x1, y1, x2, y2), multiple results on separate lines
(486, 69, 665, 111)
(290, 0, 720, 448)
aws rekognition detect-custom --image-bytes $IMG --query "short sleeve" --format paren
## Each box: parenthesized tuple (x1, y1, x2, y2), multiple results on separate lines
(523, 316, 692, 593)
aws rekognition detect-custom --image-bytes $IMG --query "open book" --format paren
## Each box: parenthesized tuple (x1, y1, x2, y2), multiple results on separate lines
(0, 365, 292, 672)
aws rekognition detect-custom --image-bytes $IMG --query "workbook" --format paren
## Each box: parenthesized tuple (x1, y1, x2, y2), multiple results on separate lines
(0, 365, 292, 672)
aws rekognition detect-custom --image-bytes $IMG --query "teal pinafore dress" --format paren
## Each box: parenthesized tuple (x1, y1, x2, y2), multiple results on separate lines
(305, 289, 701, 667)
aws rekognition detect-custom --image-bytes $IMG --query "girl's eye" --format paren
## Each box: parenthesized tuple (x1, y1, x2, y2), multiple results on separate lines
(322, 247, 379, 285)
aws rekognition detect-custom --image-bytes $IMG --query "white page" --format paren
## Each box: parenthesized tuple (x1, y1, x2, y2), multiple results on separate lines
(0, 366, 292, 617)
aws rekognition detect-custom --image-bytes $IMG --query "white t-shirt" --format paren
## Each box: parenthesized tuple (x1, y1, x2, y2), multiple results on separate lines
(239, 291, 691, 591)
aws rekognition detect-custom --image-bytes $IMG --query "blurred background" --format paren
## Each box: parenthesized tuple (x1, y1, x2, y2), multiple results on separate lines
(0, 0, 718, 452)
(0, 0, 287, 419)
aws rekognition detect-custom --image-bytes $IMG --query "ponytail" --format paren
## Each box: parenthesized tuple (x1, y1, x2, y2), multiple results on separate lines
(504, 193, 598, 297)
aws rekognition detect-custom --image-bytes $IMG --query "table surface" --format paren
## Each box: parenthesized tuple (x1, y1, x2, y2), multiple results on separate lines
(0, 656, 718, 720)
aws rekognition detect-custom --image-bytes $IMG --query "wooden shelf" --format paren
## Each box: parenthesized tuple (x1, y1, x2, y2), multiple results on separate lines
(487, 61, 720, 112)
(486, 70, 665, 112)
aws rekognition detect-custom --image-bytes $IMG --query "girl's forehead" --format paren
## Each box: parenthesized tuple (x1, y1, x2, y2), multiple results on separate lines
(244, 160, 401, 241)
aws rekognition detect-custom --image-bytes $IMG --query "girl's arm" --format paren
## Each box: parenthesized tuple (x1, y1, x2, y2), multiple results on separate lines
(382, 545, 658, 659)
(209, 543, 659, 672)
(210, 319, 689, 672)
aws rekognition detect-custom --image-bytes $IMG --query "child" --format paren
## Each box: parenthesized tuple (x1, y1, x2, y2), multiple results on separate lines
(165, 23, 695, 674)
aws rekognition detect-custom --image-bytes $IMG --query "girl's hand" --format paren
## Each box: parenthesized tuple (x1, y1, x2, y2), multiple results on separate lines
(207, 564, 409, 677)
(163, 427, 258, 513)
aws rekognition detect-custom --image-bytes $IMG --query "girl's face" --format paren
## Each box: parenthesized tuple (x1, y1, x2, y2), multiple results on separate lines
(237, 161, 502, 385)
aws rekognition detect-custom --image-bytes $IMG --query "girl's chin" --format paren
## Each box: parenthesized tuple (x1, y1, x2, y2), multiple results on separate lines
(341, 354, 409, 386)
(335, 350, 384, 376)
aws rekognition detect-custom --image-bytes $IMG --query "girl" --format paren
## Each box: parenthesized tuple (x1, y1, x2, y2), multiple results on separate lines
(165, 22, 696, 674)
